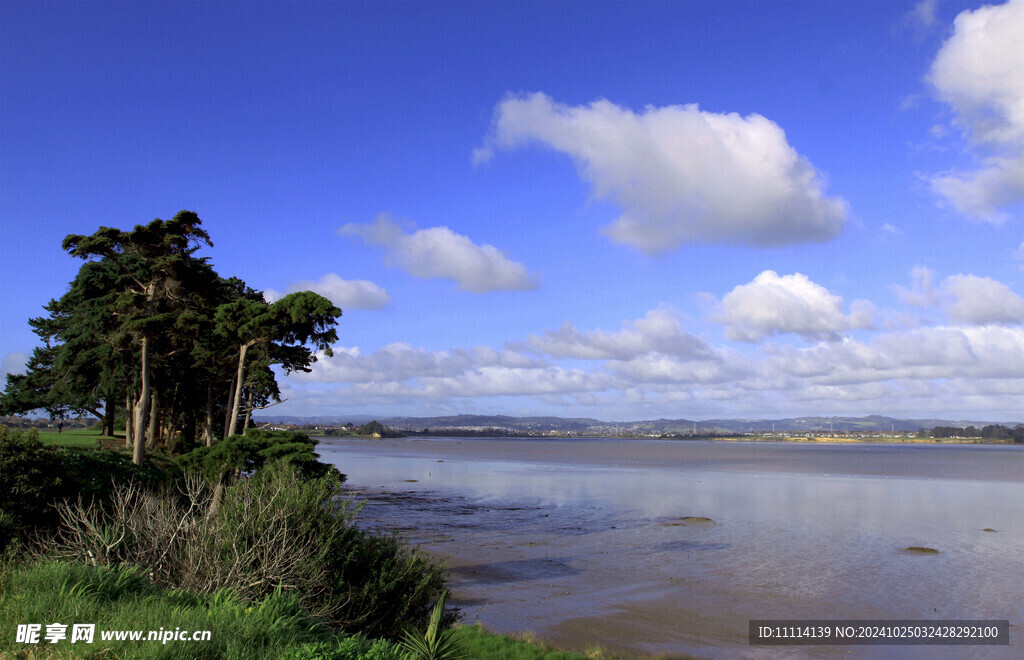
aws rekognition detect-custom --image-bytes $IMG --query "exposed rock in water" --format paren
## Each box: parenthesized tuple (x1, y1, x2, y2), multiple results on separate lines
(661, 516, 715, 526)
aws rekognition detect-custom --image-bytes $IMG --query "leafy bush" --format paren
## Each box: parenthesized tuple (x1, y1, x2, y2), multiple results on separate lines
(177, 428, 343, 484)
(0, 427, 65, 537)
(46, 463, 446, 639)
(0, 426, 171, 551)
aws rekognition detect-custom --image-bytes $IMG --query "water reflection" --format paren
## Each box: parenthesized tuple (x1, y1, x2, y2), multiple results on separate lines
(318, 438, 1023, 658)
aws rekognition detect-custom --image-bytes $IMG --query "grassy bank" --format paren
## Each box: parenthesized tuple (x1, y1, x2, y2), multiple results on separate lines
(1, 427, 612, 659)
(0, 560, 606, 659)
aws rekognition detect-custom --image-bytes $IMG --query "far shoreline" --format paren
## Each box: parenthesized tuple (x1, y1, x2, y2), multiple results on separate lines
(319, 430, 1018, 445)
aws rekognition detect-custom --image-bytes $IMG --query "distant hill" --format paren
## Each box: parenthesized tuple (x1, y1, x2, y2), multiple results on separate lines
(253, 413, 1014, 435)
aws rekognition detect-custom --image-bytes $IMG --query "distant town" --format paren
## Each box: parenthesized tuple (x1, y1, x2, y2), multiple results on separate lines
(5, 413, 1021, 443)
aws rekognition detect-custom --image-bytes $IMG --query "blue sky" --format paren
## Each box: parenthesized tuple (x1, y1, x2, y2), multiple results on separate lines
(2, 0, 1022, 422)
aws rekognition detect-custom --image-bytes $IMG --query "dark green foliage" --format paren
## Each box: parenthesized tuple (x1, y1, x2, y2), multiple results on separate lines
(0, 426, 172, 550)
(922, 424, 1024, 441)
(358, 420, 404, 437)
(58, 444, 171, 501)
(176, 428, 343, 484)
(0, 427, 64, 543)
(328, 520, 448, 639)
(4, 212, 343, 456)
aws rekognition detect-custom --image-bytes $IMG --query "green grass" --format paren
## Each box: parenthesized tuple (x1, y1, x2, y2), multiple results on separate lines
(449, 624, 603, 659)
(35, 428, 122, 449)
(0, 560, 614, 660)
(0, 559, 411, 660)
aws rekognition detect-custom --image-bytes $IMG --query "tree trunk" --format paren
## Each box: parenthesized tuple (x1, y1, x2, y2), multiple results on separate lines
(104, 397, 115, 438)
(223, 373, 237, 440)
(167, 382, 180, 447)
(132, 333, 150, 465)
(226, 342, 249, 438)
(146, 386, 159, 449)
(132, 282, 157, 465)
(125, 392, 133, 450)
(242, 388, 254, 434)
(203, 384, 215, 447)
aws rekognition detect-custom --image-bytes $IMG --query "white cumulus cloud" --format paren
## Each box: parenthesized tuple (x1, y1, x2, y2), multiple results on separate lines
(941, 274, 1024, 324)
(928, 0, 1024, 221)
(264, 273, 390, 309)
(477, 92, 847, 253)
(895, 267, 1024, 325)
(339, 214, 538, 292)
(713, 271, 875, 342)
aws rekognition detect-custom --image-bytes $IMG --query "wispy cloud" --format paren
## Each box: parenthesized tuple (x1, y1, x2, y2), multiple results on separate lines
(265, 273, 390, 310)
(1, 352, 27, 380)
(903, 0, 939, 35)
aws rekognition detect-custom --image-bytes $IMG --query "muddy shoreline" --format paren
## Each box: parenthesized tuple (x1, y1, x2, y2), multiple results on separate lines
(322, 437, 1023, 659)
(342, 485, 735, 659)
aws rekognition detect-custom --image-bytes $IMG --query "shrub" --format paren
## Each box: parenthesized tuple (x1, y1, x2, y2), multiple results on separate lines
(176, 428, 343, 484)
(45, 463, 446, 639)
(0, 426, 173, 552)
(0, 427, 66, 531)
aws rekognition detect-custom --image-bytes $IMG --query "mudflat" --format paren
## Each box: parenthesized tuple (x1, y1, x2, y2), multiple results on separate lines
(319, 437, 1024, 658)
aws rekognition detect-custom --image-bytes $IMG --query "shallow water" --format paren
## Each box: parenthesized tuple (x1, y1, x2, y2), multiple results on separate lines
(317, 438, 1023, 659)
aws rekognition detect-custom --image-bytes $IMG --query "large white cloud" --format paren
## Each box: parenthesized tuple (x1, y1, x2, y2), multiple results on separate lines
(895, 267, 1024, 324)
(713, 271, 875, 342)
(265, 273, 390, 310)
(476, 92, 847, 252)
(928, 0, 1024, 221)
(339, 214, 537, 293)
(761, 325, 1024, 385)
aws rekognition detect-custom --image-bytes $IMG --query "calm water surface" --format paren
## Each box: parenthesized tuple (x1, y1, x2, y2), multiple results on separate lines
(317, 438, 1023, 659)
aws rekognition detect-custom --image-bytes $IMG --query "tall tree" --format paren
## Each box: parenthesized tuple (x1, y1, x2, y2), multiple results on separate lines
(5, 212, 342, 459)
(0, 257, 135, 435)
(62, 211, 213, 464)
(216, 291, 341, 438)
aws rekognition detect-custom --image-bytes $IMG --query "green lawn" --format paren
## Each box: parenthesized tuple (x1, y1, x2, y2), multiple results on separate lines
(35, 427, 123, 449)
